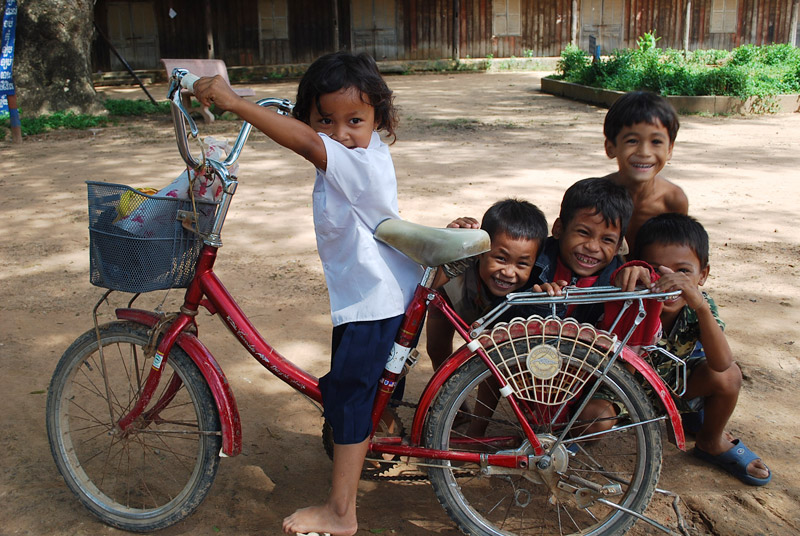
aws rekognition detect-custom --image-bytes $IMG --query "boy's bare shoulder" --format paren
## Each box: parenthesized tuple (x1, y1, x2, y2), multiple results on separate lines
(655, 175, 689, 213)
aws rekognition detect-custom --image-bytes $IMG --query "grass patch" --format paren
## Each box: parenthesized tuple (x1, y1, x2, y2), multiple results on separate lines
(1, 99, 178, 139)
(1, 111, 110, 137)
(550, 34, 800, 102)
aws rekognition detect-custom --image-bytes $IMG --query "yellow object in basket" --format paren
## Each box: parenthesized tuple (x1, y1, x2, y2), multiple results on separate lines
(115, 187, 159, 222)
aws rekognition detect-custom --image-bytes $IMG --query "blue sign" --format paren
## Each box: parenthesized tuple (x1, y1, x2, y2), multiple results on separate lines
(0, 0, 17, 118)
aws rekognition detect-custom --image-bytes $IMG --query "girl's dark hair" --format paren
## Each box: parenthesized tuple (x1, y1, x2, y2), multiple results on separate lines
(292, 51, 397, 141)
(633, 213, 709, 268)
(481, 198, 548, 251)
(559, 178, 633, 238)
(604, 90, 680, 144)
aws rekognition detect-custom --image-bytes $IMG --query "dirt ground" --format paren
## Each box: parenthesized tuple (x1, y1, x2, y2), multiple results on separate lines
(1, 72, 799, 536)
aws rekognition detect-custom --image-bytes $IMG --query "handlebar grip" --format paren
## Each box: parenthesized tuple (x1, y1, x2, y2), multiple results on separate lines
(180, 73, 200, 93)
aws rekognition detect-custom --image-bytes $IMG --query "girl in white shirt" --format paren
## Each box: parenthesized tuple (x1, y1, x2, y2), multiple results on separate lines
(194, 51, 420, 536)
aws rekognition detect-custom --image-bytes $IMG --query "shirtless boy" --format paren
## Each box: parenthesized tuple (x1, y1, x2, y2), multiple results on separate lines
(602, 91, 688, 252)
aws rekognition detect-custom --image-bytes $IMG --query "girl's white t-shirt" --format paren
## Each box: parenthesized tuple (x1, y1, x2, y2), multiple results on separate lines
(313, 132, 422, 326)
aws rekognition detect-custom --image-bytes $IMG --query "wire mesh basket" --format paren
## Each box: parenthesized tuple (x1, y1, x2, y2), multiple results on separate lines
(87, 181, 218, 293)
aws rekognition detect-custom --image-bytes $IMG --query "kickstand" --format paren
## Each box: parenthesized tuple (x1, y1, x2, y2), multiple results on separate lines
(655, 487, 692, 536)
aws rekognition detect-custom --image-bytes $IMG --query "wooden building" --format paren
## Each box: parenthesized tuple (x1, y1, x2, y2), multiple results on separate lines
(92, 0, 800, 71)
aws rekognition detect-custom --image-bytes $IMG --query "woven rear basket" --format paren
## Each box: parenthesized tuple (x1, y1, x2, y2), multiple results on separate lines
(479, 315, 617, 406)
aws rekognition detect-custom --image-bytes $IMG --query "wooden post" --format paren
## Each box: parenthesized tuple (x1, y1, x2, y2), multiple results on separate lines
(204, 0, 215, 59)
(453, 0, 460, 60)
(333, 0, 340, 51)
(683, 0, 691, 53)
(790, 0, 799, 46)
(571, 0, 578, 46)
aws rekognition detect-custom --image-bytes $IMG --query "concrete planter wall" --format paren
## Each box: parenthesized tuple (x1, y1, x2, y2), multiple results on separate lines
(541, 77, 800, 114)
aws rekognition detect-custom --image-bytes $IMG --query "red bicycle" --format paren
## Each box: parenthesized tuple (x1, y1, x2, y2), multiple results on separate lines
(46, 69, 688, 536)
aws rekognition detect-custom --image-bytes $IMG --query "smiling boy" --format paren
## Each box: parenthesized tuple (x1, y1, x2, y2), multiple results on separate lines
(426, 198, 548, 370)
(521, 177, 636, 324)
(602, 91, 688, 253)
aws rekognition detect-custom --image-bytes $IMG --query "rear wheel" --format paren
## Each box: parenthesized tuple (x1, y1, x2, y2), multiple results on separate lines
(46, 321, 222, 532)
(424, 319, 662, 536)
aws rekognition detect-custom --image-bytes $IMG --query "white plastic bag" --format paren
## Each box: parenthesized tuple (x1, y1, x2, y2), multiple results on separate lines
(114, 137, 234, 237)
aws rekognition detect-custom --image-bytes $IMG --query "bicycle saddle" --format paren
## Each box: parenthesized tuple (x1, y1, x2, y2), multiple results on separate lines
(374, 218, 490, 267)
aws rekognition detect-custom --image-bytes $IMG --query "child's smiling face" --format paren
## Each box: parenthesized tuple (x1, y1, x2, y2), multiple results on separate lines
(553, 208, 622, 278)
(478, 232, 539, 297)
(605, 119, 674, 185)
(309, 87, 377, 149)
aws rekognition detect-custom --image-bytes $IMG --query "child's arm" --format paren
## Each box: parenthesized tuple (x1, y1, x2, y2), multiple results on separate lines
(652, 267, 733, 372)
(662, 178, 689, 214)
(193, 75, 328, 170)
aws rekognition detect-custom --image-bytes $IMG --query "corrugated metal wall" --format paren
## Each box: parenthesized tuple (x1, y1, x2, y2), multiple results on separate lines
(623, 0, 796, 51)
(92, 0, 798, 71)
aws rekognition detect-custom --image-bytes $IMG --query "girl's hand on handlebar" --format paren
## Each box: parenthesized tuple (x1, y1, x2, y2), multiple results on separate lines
(192, 75, 240, 112)
(446, 216, 480, 229)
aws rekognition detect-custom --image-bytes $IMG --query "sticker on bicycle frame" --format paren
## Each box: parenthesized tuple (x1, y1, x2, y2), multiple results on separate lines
(380, 378, 396, 389)
(152, 351, 165, 370)
(526, 344, 561, 380)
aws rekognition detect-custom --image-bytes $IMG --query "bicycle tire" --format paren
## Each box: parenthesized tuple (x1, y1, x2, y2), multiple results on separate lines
(46, 321, 222, 532)
(424, 343, 662, 536)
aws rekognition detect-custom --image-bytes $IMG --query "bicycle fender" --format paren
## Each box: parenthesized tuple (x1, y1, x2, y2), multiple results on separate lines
(411, 345, 474, 444)
(115, 308, 243, 456)
(617, 345, 685, 450)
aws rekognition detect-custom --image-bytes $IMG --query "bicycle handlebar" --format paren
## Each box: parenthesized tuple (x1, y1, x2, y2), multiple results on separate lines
(165, 68, 294, 247)
(166, 68, 294, 174)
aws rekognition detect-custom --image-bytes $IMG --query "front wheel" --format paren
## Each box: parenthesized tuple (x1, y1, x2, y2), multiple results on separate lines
(46, 321, 222, 532)
(424, 318, 662, 536)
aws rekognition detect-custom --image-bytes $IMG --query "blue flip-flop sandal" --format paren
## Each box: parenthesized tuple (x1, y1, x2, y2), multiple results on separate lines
(692, 438, 772, 486)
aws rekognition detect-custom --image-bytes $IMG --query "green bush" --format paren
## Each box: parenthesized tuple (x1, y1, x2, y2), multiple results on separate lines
(550, 39, 800, 102)
(104, 99, 171, 116)
(555, 44, 590, 79)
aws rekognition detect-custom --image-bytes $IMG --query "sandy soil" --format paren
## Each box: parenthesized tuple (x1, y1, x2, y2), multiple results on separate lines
(1, 72, 799, 536)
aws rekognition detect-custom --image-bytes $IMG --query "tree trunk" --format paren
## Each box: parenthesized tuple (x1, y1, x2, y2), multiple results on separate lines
(14, 0, 102, 115)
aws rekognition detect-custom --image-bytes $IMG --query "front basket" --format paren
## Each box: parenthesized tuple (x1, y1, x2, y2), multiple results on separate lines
(87, 181, 217, 293)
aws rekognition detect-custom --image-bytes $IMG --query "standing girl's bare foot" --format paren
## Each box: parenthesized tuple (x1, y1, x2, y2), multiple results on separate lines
(282, 503, 357, 535)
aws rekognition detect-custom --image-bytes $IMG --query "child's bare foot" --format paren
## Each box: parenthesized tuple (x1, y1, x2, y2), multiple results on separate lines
(282, 504, 357, 536)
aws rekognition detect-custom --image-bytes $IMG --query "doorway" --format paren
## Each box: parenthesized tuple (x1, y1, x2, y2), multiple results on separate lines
(106, 1, 159, 69)
(580, 0, 624, 54)
(351, 0, 398, 60)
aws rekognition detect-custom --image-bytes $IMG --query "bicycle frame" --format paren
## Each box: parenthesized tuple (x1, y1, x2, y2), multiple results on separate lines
(113, 250, 543, 470)
(111, 68, 687, 467)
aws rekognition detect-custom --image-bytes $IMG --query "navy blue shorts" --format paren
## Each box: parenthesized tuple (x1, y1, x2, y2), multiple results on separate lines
(319, 314, 404, 444)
